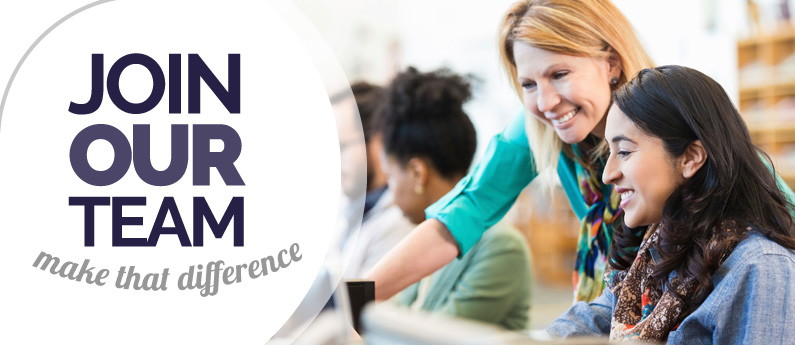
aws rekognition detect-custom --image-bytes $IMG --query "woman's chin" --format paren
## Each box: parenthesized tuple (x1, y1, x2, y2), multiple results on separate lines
(555, 129, 589, 144)
(623, 220, 639, 229)
(622, 215, 651, 230)
(621, 210, 637, 229)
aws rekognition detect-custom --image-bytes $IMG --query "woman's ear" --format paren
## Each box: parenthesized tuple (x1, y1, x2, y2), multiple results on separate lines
(680, 140, 707, 179)
(407, 157, 429, 191)
(606, 47, 623, 79)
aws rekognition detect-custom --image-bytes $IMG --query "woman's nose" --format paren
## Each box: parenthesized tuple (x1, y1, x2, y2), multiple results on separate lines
(535, 84, 561, 113)
(602, 153, 621, 185)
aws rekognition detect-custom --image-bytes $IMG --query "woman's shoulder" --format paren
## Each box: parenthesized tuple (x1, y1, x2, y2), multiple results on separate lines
(480, 222, 527, 246)
(463, 222, 531, 262)
(687, 232, 795, 344)
(731, 231, 795, 260)
(719, 231, 795, 275)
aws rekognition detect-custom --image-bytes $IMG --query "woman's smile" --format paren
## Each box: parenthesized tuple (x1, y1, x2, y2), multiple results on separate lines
(550, 107, 580, 128)
(616, 187, 635, 209)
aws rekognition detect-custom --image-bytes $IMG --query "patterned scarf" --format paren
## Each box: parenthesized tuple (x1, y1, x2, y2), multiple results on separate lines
(572, 144, 623, 302)
(606, 221, 748, 342)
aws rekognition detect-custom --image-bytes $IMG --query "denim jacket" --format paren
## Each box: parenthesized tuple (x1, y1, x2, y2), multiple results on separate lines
(547, 232, 795, 344)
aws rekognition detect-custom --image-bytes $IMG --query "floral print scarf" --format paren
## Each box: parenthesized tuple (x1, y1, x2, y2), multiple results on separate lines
(606, 221, 748, 342)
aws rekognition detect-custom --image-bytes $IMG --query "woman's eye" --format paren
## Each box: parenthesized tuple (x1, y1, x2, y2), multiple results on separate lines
(521, 81, 536, 90)
(617, 150, 632, 158)
(553, 71, 569, 79)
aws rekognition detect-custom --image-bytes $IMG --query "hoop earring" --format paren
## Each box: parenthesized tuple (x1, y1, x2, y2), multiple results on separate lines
(610, 77, 619, 86)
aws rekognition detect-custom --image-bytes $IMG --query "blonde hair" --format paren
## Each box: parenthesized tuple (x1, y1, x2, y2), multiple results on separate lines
(498, 0, 654, 174)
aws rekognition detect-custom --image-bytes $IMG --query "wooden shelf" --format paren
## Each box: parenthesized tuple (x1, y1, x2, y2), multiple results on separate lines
(739, 28, 795, 46)
(740, 80, 795, 94)
(740, 29, 795, 190)
(747, 122, 795, 133)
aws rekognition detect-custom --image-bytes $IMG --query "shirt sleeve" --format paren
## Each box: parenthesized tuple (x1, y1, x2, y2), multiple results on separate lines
(709, 253, 795, 345)
(425, 112, 537, 255)
(546, 287, 614, 338)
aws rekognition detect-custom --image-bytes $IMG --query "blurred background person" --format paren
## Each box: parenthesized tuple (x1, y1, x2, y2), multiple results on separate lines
(336, 82, 414, 279)
(378, 67, 533, 330)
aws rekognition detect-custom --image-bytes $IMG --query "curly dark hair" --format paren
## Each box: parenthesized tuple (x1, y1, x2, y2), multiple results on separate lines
(377, 67, 477, 179)
(609, 65, 795, 312)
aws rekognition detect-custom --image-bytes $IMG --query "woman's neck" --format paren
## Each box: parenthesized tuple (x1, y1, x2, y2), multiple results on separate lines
(426, 173, 465, 206)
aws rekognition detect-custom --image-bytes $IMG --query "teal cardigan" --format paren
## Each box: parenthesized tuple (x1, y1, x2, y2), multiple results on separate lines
(427, 112, 795, 256)
(393, 222, 532, 330)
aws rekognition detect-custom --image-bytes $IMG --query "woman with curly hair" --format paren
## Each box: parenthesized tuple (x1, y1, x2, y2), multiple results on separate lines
(379, 67, 532, 330)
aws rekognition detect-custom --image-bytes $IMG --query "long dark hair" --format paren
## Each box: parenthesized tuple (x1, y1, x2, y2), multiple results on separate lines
(378, 67, 477, 179)
(609, 65, 795, 310)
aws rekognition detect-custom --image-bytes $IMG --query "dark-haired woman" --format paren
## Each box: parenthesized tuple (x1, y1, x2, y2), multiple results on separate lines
(379, 67, 532, 330)
(547, 65, 795, 344)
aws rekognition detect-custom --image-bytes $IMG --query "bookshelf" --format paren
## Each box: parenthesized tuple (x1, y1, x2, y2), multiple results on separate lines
(738, 28, 795, 188)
